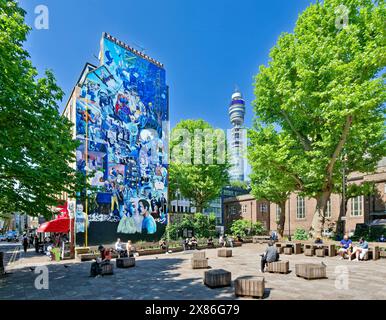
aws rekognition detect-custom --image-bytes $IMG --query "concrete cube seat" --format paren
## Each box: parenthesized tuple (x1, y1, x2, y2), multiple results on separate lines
(204, 269, 231, 288)
(100, 262, 114, 275)
(267, 260, 289, 274)
(116, 257, 135, 268)
(193, 251, 206, 259)
(295, 263, 326, 280)
(284, 247, 292, 255)
(218, 249, 232, 257)
(191, 258, 209, 269)
(235, 276, 265, 299)
(315, 248, 325, 257)
(304, 248, 314, 256)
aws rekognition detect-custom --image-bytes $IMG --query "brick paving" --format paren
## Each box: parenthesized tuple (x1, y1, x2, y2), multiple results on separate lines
(1, 243, 386, 300)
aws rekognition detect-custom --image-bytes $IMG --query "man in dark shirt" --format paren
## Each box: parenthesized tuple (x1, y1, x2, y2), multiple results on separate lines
(260, 241, 279, 272)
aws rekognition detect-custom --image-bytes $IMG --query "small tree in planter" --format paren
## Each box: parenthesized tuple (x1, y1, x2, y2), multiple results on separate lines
(230, 220, 251, 237)
(251, 221, 266, 236)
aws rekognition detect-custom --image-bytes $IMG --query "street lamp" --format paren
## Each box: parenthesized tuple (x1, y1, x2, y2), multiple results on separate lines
(288, 197, 291, 241)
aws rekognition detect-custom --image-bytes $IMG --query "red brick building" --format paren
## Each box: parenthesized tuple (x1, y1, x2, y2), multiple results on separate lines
(224, 158, 386, 236)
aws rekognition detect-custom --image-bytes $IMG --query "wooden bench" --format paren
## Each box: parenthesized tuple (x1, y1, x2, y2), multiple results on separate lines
(218, 249, 232, 257)
(304, 248, 314, 256)
(284, 247, 293, 255)
(235, 276, 265, 299)
(275, 243, 284, 254)
(116, 257, 135, 268)
(204, 269, 231, 288)
(380, 250, 386, 258)
(267, 261, 289, 274)
(295, 263, 327, 280)
(191, 258, 209, 269)
(363, 247, 380, 261)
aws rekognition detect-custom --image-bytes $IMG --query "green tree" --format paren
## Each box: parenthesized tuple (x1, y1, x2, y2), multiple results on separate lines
(193, 212, 217, 238)
(0, 0, 85, 219)
(169, 119, 230, 212)
(251, 221, 266, 236)
(248, 124, 299, 238)
(252, 0, 386, 238)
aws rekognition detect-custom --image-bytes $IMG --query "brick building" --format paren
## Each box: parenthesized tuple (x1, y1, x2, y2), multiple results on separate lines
(224, 158, 386, 236)
(223, 194, 270, 231)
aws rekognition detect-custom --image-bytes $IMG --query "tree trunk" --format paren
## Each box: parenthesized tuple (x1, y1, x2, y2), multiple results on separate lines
(309, 191, 331, 239)
(277, 201, 286, 238)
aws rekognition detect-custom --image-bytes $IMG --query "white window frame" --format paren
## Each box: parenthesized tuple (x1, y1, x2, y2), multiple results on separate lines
(296, 196, 306, 219)
(351, 196, 363, 217)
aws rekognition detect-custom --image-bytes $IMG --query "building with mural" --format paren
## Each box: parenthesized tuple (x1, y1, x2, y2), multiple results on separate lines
(63, 33, 168, 245)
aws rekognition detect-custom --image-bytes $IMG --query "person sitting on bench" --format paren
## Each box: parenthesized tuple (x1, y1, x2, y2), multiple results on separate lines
(260, 241, 279, 273)
(126, 240, 135, 257)
(115, 238, 127, 257)
(159, 239, 168, 251)
(350, 237, 369, 261)
(207, 237, 214, 248)
(338, 234, 353, 260)
(90, 245, 111, 277)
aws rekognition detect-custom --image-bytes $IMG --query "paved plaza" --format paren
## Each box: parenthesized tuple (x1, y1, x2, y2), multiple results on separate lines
(1, 243, 386, 300)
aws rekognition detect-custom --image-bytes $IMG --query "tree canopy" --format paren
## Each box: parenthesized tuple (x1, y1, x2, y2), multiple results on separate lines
(0, 0, 84, 219)
(169, 119, 230, 212)
(251, 0, 386, 237)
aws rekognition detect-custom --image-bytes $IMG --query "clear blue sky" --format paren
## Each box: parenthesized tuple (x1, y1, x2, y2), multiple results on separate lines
(19, 0, 314, 129)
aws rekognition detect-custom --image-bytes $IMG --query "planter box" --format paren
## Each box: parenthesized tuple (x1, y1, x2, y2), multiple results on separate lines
(294, 243, 302, 254)
(267, 261, 289, 274)
(218, 249, 232, 257)
(191, 258, 209, 269)
(116, 257, 135, 268)
(204, 269, 231, 288)
(284, 247, 292, 255)
(295, 263, 327, 280)
(380, 250, 386, 258)
(235, 276, 265, 299)
(138, 248, 164, 256)
(328, 244, 336, 257)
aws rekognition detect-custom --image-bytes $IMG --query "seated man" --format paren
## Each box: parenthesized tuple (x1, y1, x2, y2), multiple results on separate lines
(126, 240, 135, 257)
(207, 237, 214, 248)
(338, 234, 353, 260)
(270, 231, 278, 241)
(115, 238, 127, 258)
(260, 241, 279, 273)
(90, 245, 111, 277)
(159, 239, 167, 251)
(350, 237, 369, 261)
(379, 234, 385, 243)
(314, 237, 323, 244)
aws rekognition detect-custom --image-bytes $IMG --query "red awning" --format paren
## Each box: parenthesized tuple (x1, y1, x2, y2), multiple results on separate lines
(37, 217, 73, 233)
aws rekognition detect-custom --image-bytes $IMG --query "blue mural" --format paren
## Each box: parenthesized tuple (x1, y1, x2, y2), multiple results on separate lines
(75, 34, 168, 242)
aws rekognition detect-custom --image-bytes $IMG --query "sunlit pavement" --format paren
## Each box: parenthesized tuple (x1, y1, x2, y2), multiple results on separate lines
(1, 243, 386, 300)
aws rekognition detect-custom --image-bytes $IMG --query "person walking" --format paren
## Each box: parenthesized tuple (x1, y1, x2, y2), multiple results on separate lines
(22, 234, 29, 254)
(34, 235, 40, 253)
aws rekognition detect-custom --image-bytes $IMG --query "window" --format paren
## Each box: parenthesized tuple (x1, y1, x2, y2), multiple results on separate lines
(242, 204, 247, 214)
(260, 203, 268, 213)
(276, 205, 281, 222)
(296, 196, 305, 219)
(351, 196, 363, 217)
(230, 206, 236, 215)
(325, 199, 332, 218)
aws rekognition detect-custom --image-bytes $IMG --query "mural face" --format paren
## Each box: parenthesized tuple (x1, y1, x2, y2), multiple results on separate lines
(75, 36, 168, 243)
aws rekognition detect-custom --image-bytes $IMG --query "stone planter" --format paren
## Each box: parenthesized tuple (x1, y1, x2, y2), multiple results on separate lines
(315, 249, 325, 257)
(284, 247, 292, 255)
(193, 251, 206, 259)
(304, 248, 314, 256)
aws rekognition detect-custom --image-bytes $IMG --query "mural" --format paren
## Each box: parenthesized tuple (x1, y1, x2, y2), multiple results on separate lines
(74, 35, 168, 244)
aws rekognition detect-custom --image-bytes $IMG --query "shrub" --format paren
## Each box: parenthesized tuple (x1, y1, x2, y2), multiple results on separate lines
(293, 228, 309, 240)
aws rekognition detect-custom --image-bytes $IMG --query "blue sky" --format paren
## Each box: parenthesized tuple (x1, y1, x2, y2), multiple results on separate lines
(19, 0, 314, 129)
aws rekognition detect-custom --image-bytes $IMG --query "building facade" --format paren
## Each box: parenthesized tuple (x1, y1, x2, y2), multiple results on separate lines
(223, 194, 270, 231)
(63, 33, 168, 245)
(225, 158, 386, 236)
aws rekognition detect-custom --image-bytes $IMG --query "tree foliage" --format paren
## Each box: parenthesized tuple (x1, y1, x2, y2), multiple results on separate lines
(0, 0, 85, 219)
(251, 0, 386, 237)
(229, 219, 266, 237)
(169, 119, 230, 212)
